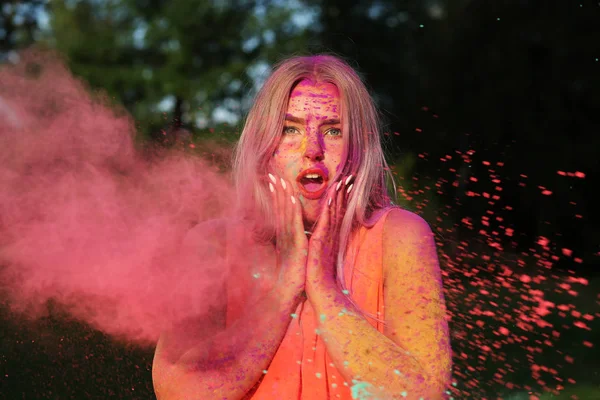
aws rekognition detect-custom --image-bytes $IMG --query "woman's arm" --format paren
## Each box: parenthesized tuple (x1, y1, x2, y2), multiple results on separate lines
(152, 217, 306, 400)
(152, 285, 303, 400)
(307, 209, 452, 399)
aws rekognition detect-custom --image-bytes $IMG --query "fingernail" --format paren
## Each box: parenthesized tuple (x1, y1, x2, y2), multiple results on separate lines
(346, 183, 353, 194)
(336, 181, 343, 191)
(328, 197, 332, 206)
(280, 178, 287, 190)
(345, 175, 353, 185)
(269, 182, 275, 193)
(291, 195, 296, 204)
(268, 173, 277, 184)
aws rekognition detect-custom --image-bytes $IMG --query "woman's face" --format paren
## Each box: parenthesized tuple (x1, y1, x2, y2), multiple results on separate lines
(271, 79, 345, 229)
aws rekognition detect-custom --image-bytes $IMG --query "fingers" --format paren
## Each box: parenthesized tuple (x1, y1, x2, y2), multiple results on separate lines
(329, 174, 353, 205)
(314, 174, 354, 240)
(288, 182, 305, 244)
(281, 176, 305, 245)
(280, 176, 292, 241)
(268, 173, 281, 242)
(339, 174, 353, 223)
(268, 173, 302, 246)
(278, 176, 290, 243)
(329, 174, 354, 232)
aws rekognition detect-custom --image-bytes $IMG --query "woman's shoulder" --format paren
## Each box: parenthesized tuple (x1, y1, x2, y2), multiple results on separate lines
(368, 205, 431, 243)
(184, 217, 274, 270)
(181, 216, 246, 257)
(366, 205, 423, 226)
(378, 207, 437, 281)
(183, 216, 250, 242)
(183, 217, 227, 245)
(381, 206, 435, 247)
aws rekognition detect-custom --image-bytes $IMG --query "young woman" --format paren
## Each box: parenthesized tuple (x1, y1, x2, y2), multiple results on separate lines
(152, 55, 452, 399)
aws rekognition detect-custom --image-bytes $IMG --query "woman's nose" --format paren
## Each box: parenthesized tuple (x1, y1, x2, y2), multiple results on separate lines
(303, 135, 324, 161)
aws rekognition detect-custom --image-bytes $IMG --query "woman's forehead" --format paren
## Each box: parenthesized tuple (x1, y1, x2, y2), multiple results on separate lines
(290, 79, 340, 98)
(287, 80, 340, 117)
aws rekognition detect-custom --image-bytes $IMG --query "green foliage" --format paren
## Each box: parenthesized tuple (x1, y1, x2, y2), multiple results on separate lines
(0, 0, 48, 58)
(45, 0, 312, 137)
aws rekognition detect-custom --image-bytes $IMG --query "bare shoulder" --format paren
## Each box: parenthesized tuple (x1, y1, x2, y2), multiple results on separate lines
(382, 207, 434, 242)
(382, 208, 438, 281)
(181, 216, 255, 261)
(182, 217, 231, 249)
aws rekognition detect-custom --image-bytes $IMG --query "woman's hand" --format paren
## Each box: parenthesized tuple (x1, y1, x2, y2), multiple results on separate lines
(306, 174, 354, 291)
(268, 173, 308, 301)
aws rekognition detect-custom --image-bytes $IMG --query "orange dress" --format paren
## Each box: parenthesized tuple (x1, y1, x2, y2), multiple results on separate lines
(228, 207, 394, 399)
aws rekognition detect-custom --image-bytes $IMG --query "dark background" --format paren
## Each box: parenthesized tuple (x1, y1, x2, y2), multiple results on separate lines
(1, 0, 598, 398)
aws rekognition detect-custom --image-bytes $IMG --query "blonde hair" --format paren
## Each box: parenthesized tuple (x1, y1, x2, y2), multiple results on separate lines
(231, 54, 396, 319)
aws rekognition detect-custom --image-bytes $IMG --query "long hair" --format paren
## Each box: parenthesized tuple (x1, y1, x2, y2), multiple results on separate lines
(231, 54, 397, 319)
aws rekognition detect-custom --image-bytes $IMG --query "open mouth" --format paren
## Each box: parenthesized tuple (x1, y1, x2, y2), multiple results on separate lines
(296, 168, 328, 199)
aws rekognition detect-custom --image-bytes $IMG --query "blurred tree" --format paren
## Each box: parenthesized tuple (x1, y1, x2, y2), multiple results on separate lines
(0, 0, 47, 62)
(47, 0, 311, 138)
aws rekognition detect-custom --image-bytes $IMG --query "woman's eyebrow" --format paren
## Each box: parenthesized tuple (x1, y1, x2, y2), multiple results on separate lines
(320, 118, 340, 126)
(284, 115, 340, 126)
(284, 114, 304, 124)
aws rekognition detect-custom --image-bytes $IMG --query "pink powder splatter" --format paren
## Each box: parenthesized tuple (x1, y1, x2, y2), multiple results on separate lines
(0, 51, 265, 346)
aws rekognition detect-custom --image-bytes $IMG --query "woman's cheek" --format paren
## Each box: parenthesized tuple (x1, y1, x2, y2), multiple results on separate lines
(284, 161, 298, 177)
(277, 142, 302, 160)
(272, 147, 297, 173)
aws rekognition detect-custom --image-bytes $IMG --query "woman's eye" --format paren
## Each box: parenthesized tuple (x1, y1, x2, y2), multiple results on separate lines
(326, 128, 342, 137)
(283, 126, 299, 135)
